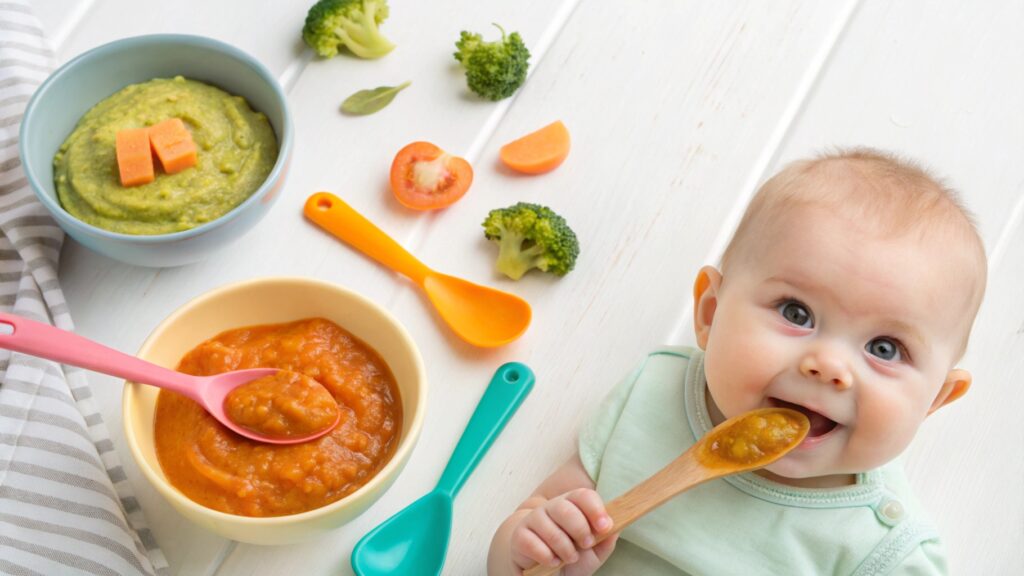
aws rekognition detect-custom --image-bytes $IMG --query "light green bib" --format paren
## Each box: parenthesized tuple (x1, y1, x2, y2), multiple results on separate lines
(579, 348, 946, 575)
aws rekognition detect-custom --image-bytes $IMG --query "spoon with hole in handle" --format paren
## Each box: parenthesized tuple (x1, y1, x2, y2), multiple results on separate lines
(304, 192, 531, 347)
(351, 362, 534, 575)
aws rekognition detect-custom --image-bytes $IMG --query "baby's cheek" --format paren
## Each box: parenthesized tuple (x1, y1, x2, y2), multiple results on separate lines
(727, 329, 782, 379)
(850, 392, 921, 466)
(706, 332, 778, 411)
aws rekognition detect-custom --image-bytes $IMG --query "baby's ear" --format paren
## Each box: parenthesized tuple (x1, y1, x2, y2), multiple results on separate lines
(693, 266, 722, 349)
(928, 369, 971, 415)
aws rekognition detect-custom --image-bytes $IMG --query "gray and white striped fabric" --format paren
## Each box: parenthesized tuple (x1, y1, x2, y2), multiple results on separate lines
(0, 2, 168, 574)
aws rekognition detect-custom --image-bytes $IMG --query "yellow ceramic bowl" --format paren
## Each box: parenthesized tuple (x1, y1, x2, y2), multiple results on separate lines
(122, 277, 427, 544)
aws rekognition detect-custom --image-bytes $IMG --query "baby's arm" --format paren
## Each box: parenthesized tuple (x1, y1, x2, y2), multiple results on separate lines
(488, 453, 619, 576)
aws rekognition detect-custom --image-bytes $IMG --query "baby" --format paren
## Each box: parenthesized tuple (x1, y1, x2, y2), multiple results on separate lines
(488, 149, 987, 575)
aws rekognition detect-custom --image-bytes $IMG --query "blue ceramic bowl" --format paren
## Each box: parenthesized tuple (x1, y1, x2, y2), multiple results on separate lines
(19, 34, 293, 267)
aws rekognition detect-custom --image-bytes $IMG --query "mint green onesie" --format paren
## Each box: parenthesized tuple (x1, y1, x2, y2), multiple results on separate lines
(578, 347, 947, 575)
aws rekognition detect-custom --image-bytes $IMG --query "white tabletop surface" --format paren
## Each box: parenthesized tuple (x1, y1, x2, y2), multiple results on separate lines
(30, 0, 1024, 574)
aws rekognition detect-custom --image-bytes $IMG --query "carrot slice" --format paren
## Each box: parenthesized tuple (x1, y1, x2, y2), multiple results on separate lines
(115, 128, 155, 187)
(149, 118, 197, 174)
(499, 120, 571, 175)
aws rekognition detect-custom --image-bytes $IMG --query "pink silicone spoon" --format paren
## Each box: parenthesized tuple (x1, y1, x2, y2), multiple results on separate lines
(0, 312, 339, 445)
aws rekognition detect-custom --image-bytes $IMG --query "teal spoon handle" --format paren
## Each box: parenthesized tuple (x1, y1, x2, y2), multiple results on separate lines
(435, 362, 534, 498)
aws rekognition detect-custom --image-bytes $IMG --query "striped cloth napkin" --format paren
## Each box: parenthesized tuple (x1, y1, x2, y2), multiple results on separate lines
(0, 2, 168, 574)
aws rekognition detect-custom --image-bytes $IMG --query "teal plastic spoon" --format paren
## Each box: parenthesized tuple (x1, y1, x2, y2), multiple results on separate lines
(351, 362, 535, 576)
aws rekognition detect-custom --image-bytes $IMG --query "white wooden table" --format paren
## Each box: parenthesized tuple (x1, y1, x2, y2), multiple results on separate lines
(31, 1, 1024, 573)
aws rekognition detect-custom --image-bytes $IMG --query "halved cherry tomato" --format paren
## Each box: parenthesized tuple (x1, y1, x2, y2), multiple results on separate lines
(390, 141, 473, 210)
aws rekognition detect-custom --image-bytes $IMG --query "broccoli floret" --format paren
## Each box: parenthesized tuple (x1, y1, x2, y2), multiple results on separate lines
(453, 24, 530, 101)
(483, 203, 579, 280)
(303, 0, 394, 60)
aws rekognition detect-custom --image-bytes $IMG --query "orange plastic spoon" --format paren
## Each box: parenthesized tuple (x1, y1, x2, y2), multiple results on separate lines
(304, 192, 531, 347)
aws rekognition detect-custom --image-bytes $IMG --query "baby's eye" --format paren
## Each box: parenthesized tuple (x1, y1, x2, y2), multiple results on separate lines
(778, 300, 814, 328)
(866, 337, 902, 361)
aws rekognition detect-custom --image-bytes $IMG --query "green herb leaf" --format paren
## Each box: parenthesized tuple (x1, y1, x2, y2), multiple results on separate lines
(341, 81, 411, 115)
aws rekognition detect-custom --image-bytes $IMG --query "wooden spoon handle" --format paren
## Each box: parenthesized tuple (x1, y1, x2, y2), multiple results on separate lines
(603, 448, 710, 531)
(523, 450, 714, 576)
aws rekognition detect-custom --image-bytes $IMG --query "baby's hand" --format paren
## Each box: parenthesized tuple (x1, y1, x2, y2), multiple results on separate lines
(510, 488, 619, 576)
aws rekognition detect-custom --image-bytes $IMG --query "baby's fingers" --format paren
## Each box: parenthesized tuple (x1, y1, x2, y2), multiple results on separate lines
(510, 526, 559, 570)
(528, 508, 581, 565)
(547, 495, 599, 549)
(591, 532, 619, 563)
(564, 489, 613, 539)
(562, 533, 620, 576)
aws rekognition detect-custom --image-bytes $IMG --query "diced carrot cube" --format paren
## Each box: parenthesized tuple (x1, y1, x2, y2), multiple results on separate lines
(115, 128, 155, 187)
(149, 118, 197, 174)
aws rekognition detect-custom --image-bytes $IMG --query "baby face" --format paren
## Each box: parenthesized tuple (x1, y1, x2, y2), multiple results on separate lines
(698, 203, 977, 483)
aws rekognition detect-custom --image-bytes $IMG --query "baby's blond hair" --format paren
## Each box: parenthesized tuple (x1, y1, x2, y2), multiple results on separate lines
(719, 147, 987, 353)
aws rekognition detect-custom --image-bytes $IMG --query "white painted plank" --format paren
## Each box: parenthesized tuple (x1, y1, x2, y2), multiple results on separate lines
(770, 1, 1024, 571)
(49, 0, 307, 73)
(30, 0, 95, 50)
(217, 0, 857, 573)
(773, 0, 1024, 251)
(918, 209, 1024, 574)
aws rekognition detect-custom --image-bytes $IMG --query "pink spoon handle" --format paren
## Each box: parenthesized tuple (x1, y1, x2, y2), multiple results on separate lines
(0, 312, 201, 402)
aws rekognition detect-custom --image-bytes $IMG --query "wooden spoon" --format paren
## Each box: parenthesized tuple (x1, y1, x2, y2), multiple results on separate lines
(524, 407, 810, 576)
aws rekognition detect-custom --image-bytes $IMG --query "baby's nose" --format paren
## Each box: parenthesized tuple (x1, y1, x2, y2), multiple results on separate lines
(800, 351, 853, 390)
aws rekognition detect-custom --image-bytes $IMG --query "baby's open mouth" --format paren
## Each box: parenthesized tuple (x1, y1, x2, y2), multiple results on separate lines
(768, 398, 839, 438)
